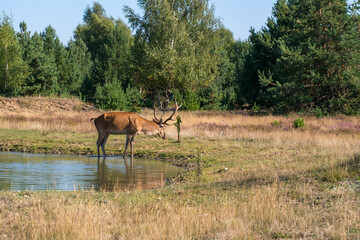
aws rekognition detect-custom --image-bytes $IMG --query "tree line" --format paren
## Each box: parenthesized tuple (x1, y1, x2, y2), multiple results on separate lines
(1, 0, 359, 114)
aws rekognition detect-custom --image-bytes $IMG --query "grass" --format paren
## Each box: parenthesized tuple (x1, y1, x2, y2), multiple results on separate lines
(0, 96, 359, 239)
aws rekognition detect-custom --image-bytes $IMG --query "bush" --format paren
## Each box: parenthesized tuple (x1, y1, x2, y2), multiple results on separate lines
(183, 90, 200, 111)
(293, 118, 305, 129)
(251, 102, 261, 114)
(125, 86, 143, 112)
(94, 81, 127, 110)
(271, 120, 282, 127)
(311, 106, 328, 118)
(200, 83, 223, 110)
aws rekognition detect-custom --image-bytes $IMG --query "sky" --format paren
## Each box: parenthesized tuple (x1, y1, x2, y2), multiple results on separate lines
(1, 0, 277, 44)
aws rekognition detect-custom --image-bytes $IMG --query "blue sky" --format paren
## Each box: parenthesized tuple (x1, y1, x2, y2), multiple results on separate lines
(2, 0, 277, 44)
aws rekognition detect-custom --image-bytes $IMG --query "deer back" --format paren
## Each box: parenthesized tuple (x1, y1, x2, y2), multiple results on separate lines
(92, 112, 139, 135)
(93, 112, 160, 136)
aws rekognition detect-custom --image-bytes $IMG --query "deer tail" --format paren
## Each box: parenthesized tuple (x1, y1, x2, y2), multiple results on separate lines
(90, 117, 96, 122)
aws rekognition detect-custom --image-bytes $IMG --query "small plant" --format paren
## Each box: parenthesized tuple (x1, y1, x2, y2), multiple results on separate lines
(72, 104, 83, 112)
(194, 156, 204, 178)
(174, 115, 182, 142)
(271, 120, 281, 127)
(293, 118, 305, 129)
(193, 150, 205, 178)
(251, 102, 261, 113)
(311, 106, 328, 118)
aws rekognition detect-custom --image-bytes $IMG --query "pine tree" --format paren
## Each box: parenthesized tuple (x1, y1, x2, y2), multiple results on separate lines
(244, 0, 360, 114)
(64, 38, 92, 96)
(20, 31, 58, 95)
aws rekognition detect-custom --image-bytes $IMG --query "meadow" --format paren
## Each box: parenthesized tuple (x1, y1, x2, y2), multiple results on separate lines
(0, 97, 359, 239)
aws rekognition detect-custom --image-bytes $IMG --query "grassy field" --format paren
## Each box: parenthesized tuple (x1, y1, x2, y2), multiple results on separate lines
(0, 97, 359, 239)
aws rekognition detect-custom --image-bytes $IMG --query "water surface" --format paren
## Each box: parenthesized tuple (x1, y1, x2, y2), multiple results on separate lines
(0, 152, 183, 191)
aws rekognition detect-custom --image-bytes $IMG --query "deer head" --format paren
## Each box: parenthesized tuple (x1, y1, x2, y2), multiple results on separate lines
(153, 100, 182, 139)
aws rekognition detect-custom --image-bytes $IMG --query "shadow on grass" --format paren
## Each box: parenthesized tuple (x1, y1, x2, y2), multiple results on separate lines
(314, 154, 360, 183)
(206, 154, 360, 190)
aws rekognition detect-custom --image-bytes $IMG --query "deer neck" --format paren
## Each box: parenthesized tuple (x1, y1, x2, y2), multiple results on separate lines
(139, 119, 159, 135)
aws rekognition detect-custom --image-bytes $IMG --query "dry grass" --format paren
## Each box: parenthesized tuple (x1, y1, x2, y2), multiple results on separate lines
(0, 96, 100, 133)
(0, 97, 359, 239)
(0, 180, 358, 239)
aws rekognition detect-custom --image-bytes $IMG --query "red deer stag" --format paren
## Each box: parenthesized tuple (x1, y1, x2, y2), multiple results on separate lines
(90, 101, 182, 161)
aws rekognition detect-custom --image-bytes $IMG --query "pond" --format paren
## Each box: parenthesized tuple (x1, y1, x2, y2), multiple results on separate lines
(0, 152, 183, 191)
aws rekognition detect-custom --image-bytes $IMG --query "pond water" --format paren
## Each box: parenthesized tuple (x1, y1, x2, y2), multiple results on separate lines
(0, 152, 183, 191)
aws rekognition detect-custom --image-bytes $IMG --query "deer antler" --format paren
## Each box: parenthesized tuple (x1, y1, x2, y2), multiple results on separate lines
(153, 103, 161, 123)
(162, 101, 182, 125)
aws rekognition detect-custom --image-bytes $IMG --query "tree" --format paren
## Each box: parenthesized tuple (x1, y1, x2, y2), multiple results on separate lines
(214, 27, 237, 109)
(75, 2, 133, 100)
(19, 31, 59, 95)
(64, 38, 92, 96)
(42, 25, 70, 94)
(243, 0, 360, 114)
(94, 80, 127, 110)
(124, 0, 221, 101)
(197, 27, 238, 110)
(0, 14, 27, 96)
(232, 39, 252, 106)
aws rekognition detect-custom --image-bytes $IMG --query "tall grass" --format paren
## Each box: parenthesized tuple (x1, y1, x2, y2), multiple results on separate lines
(0, 181, 358, 239)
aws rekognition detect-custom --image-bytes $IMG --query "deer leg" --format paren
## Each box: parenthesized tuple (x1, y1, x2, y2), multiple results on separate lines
(96, 134, 106, 162)
(101, 133, 110, 161)
(123, 134, 130, 160)
(130, 135, 135, 160)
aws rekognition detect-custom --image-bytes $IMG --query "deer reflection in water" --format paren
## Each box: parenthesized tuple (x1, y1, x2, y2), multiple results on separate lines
(96, 159, 166, 191)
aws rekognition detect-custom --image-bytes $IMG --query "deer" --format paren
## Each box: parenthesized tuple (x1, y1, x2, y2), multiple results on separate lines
(90, 101, 182, 162)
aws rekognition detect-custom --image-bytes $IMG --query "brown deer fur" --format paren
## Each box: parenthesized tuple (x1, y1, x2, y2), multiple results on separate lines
(90, 102, 181, 161)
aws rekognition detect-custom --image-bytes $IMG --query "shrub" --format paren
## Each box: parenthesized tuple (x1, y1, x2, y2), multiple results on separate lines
(271, 120, 282, 127)
(251, 102, 261, 113)
(125, 86, 143, 112)
(183, 91, 200, 111)
(311, 106, 328, 118)
(94, 81, 127, 110)
(293, 118, 305, 128)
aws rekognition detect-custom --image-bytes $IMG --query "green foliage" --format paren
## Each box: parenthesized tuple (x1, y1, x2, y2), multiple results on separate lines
(75, 2, 133, 100)
(2, 1, 360, 115)
(200, 83, 223, 110)
(125, 85, 143, 112)
(311, 107, 329, 118)
(251, 102, 261, 113)
(271, 120, 281, 127)
(174, 115, 182, 142)
(0, 14, 27, 96)
(183, 90, 201, 111)
(293, 118, 305, 129)
(95, 81, 127, 110)
(18, 24, 61, 95)
(94, 81, 143, 112)
(65, 38, 92, 96)
(221, 86, 237, 110)
(241, 0, 360, 114)
(271, 232, 292, 239)
(215, 28, 237, 110)
(125, 0, 221, 95)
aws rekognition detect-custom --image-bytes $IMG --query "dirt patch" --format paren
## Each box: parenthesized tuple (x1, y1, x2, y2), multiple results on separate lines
(0, 97, 100, 114)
